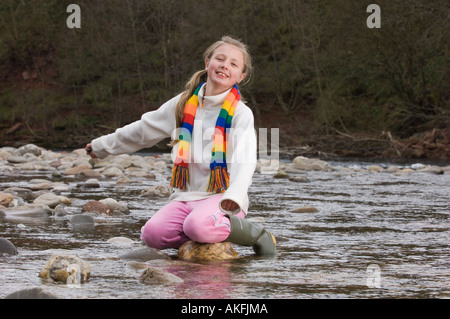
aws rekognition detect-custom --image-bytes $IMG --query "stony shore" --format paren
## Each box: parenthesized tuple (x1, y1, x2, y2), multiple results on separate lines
(1, 144, 449, 298)
(1, 143, 448, 233)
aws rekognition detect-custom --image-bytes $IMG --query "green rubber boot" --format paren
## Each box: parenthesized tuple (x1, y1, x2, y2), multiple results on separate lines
(226, 216, 277, 256)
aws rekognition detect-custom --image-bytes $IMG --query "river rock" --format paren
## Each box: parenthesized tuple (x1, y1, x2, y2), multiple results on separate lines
(16, 144, 42, 156)
(69, 214, 95, 225)
(368, 165, 383, 173)
(80, 178, 100, 188)
(28, 182, 53, 191)
(99, 198, 129, 215)
(177, 241, 238, 261)
(119, 247, 170, 262)
(0, 204, 52, 218)
(8, 197, 25, 208)
(116, 177, 132, 184)
(38, 255, 90, 284)
(0, 193, 14, 206)
(102, 166, 124, 177)
(53, 204, 68, 217)
(0, 148, 13, 160)
(7, 155, 28, 164)
(417, 166, 444, 174)
(139, 267, 184, 285)
(0, 238, 18, 255)
(288, 175, 310, 183)
(273, 170, 289, 179)
(291, 206, 319, 213)
(140, 185, 172, 198)
(292, 156, 332, 171)
(81, 200, 111, 215)
(385, 166, 400, 173)
(107, 236, 135, 245)
(68, 214, 95, 231)
(33, 192, 70, 208)
(2, 187, 33, 200)
(64, 164, 91, 175)
(3, 287, 58, 299)
(75, 168, 102, 178)
(125, 167, 155, 178)
(48, 160, 62, 168)
(52, 185, 70, 194)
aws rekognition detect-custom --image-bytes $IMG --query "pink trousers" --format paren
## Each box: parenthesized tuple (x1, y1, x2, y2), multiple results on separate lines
(140, 194, 245, 249)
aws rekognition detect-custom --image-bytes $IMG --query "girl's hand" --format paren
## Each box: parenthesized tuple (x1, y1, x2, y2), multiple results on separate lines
(221, 199, 239, 212)
(85, 143, 97, 158)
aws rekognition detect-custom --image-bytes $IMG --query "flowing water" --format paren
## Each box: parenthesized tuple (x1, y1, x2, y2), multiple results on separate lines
(0, 153, 449, 299)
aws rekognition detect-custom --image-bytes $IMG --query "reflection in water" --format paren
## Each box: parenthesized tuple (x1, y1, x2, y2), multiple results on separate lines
(1, 158, 449, 298)
(166, 261, 236, 299)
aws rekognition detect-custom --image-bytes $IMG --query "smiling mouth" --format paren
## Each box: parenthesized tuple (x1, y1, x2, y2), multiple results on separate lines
(216, 71, 229, 78)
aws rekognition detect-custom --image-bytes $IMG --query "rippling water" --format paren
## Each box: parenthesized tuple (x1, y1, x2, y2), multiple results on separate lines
(1, 154, 449, 299)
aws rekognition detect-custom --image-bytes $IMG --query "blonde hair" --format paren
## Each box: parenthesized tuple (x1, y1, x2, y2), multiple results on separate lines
(173, 36, 253, 130)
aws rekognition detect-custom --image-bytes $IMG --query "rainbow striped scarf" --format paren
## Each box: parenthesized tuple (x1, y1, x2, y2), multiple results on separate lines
(171, 83, 240, 193)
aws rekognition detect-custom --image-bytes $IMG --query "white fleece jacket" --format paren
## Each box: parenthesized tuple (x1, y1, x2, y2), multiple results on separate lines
(91, 84, 257, 215)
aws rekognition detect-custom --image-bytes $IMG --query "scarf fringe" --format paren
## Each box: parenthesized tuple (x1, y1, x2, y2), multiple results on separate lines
(206, 166, 230, 193)
(171, 164, 188, 190)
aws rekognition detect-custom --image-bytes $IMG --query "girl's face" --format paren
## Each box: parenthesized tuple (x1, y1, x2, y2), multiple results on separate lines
(205, 43, 246, 95)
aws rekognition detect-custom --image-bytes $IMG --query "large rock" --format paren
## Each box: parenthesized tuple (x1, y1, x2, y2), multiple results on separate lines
(0, 204, 52, 218)
(292, 156, 333, 171)
(177, 241, 238, 261)
(38, 255, 90, 284)
(0, 238, 18, 255)
(16, 144, 42, 156)
(3, 287, 58, 299)
(7, 156, 28, 164)
(139, 267, 184, 285)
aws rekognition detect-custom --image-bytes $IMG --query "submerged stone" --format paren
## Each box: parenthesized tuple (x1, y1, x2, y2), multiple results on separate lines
(0, 204, 52, 218)
(119, 247, 170, 262)
(68, 214, 95, 232)
(291, 206, 319, 213)
(4, 287, 58, 299)
(139, 266, 184, 285)
(81, 200, 110, 215)
(0, 238, 18, 255)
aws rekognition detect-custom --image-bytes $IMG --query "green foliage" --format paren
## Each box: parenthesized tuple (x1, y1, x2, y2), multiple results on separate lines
(0, 0, 448, 143)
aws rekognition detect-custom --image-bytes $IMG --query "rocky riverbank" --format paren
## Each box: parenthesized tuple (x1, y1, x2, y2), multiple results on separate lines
(1, 143, 449, 233)
(1, 144, 449, 298)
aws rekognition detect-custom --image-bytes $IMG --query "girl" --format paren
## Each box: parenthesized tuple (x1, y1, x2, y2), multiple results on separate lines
(86, 36, 276, 256)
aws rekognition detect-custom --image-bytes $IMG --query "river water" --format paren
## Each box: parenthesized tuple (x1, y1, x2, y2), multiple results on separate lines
(1, 151, 449, 299)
